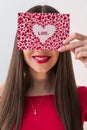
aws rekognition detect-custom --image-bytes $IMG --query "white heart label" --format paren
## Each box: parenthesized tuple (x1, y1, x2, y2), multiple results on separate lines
(32, 24, 56, 44)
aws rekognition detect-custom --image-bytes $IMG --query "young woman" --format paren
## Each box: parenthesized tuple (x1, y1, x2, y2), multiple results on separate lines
(0, 5, 87, 130)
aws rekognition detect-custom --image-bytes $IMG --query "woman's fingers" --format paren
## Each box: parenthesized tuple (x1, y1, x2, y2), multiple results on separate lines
(75, 46, 87, 56)
(58, 41, 82, 52)
(58, 33, 87, 52)
(64, 33, 87, 44)
(75, 51, 87, 59)
(57, 32, 87, 68)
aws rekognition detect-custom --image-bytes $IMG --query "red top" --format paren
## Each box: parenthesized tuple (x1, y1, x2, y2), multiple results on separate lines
(0, 86, 87, 130)
(19, 86, 87, 130)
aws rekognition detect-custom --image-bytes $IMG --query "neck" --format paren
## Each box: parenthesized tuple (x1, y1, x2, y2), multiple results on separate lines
(26, 70, 55, 96)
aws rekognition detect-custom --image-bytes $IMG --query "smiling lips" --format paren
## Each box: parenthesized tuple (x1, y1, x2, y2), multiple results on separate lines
(32, 55, 51, 64)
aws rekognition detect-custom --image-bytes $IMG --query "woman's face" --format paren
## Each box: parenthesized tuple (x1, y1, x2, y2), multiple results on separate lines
(23, 50, 59, 73)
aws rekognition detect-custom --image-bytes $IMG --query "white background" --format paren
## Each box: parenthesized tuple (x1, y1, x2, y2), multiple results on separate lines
(0, 0, 87, 86)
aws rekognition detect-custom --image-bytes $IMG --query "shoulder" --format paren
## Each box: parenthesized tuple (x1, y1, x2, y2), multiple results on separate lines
(77, 86, 87, 98)
(77, 86, 87, 122)
(77, 86, 87, 105)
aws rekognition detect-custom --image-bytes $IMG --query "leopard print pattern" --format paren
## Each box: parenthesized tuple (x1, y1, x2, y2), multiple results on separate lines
(17, 13, 70, 50)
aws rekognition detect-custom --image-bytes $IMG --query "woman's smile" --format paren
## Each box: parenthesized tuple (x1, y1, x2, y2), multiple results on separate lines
(32, 55, 51, 64)
(23, 50, 59, 73)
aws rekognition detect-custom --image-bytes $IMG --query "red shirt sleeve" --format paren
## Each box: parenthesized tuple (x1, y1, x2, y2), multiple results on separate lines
(77, 86, 87, 122)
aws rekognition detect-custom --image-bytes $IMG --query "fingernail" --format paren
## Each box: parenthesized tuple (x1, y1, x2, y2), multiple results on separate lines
(63, 40, 66, 44)
(58, 47, 63, 52)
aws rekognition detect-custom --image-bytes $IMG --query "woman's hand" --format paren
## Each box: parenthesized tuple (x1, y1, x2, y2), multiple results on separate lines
(58, 33, 87, 68)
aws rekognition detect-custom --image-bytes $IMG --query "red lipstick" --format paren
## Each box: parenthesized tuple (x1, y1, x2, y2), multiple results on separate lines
(32, 55, 51, 64)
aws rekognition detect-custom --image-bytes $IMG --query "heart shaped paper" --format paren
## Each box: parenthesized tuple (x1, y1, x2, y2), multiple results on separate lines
(32, 24, 56, 44)
(17, 13, 70, 50)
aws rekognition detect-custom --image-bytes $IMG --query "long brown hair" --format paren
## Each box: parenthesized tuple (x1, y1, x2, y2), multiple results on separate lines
(0, 5, 83, 130)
